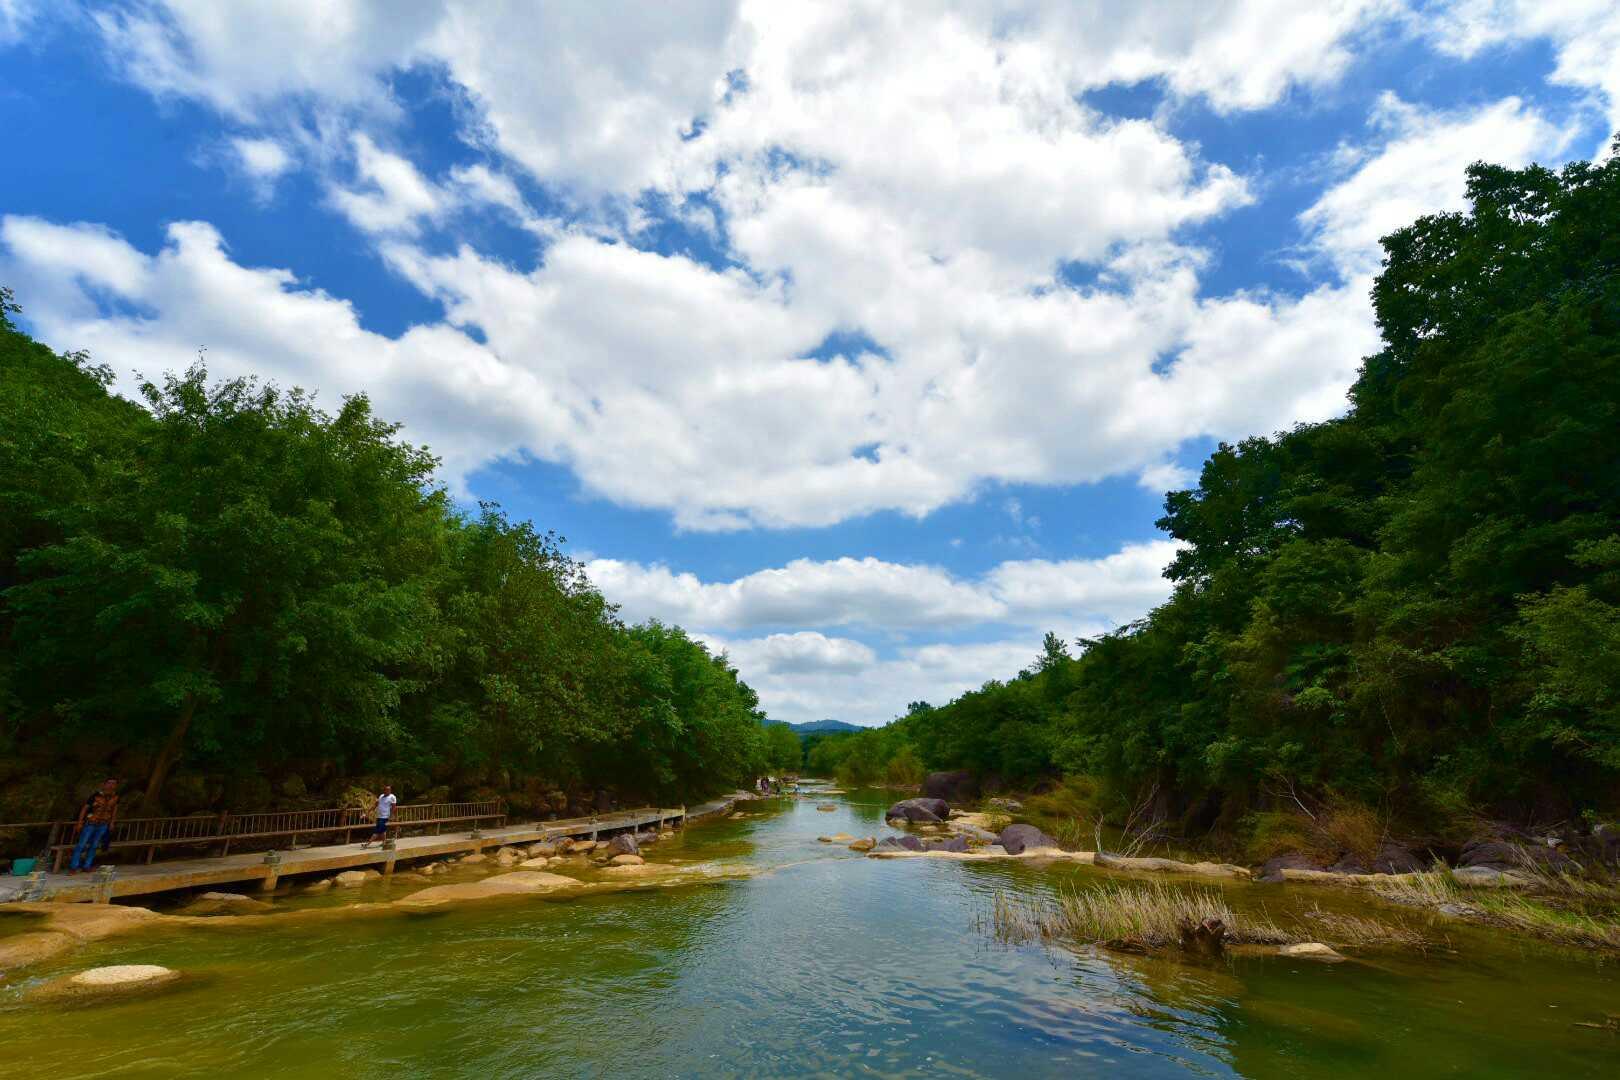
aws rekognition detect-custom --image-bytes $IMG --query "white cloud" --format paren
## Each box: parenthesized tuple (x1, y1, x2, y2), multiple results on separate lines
(1301, 93, 1574, 276)
(588, 539, 1180, 634)
(722, 632, 877, 676)
(230, 136, 293, 180)
(1420, 0, 1620, 150)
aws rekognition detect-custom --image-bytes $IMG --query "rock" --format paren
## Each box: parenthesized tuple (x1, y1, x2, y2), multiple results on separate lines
(986, 797, 1023, 812)
(885, 798, 950, 824)
(1258, 854, 1326, 883)
(923, 770, 979, 804)
(29, 964, 181, 1002)
(1096, 853, 1250, 879)
(815, 804, 837, 812)
(529, 842, 558, 858)
(817, 836, 834, 843)
(182, 891, 272, 915)
(875, 835, 925, 852)
(924, 836, 969, 853)
(334, 869, 381, 887)
(605, 833, 640, 857)
(830, 832, 854, 842)
(494, 847, 519, 867)
(299, 878, 335, 893)
(1328, 854, 1370, 875)
(610, 854, 644, 866)
(848, 837, 876, 852)
(1278, 942, 1345, 962)
(396, 872, 432, 883)
(1178, 916, 1227, 957)
(1453, 866, 1534, 888)
(954, 824, 1000, 844)
(564, 839, 597, 854)
(460, 853, 488, 865)
(396, 871, 583, 907)
(1461, 837, 1571, 874)
(997, 823, 1061, 855)
(519, 857, 553, 869)
(1370, 843, 1426, 874)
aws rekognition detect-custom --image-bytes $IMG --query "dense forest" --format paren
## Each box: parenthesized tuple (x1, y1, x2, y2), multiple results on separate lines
(814, 146, 1620, 850)
(0, 287, 799, 826)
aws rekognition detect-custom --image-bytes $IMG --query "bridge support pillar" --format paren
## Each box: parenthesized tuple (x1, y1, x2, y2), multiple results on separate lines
(261, 850, 282, 893)
(94, 865, 116, 904)
(382, 838, 397, 878)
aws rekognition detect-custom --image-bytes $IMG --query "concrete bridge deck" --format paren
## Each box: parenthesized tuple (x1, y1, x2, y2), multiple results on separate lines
(3, 797, 748, 905)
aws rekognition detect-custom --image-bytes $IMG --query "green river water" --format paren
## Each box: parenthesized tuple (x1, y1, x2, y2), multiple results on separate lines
(2, 784, 1617, 1077)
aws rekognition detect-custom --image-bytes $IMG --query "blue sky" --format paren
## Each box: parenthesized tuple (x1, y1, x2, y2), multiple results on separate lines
(3, 2, 1616, 724)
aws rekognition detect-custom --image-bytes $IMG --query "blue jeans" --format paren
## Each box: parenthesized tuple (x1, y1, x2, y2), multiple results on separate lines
(70, 823, 109, 870)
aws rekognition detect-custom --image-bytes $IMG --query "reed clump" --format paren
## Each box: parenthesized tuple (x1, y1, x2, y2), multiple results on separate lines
(1371, 867, 1620, 952)
(985, 882, 1431, 956)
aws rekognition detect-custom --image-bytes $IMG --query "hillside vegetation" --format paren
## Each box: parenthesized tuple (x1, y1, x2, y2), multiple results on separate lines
(0, 287, 773, 825)
(814, 145, 1620, 850)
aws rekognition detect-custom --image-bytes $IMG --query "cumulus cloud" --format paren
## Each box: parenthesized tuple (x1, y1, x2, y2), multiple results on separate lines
(587, 539, 1180, 633)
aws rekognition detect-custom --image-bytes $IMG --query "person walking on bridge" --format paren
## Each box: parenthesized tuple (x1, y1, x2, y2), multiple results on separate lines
(359, 785, 397, 848)
(68, 778, 119, 873)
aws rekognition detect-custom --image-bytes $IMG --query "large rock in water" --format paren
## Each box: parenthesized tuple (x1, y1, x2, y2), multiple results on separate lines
(924, 836, 969, 853)
(885, 798, 950, 824)
(29, 964, 181, 1003)
(997, 824, 1060, 855)
(182, 891, 272, 916)
(923, 771, 979, 804)
(1258, 853, 1326, 883)
(605, 833, 640, 857)
(875, 835, 925, 853)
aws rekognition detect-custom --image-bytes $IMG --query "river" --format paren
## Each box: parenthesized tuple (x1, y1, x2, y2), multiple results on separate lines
(2, 784, 1617, 1077)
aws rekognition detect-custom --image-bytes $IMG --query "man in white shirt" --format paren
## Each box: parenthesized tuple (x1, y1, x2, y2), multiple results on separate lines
(360, 785, 398, 848)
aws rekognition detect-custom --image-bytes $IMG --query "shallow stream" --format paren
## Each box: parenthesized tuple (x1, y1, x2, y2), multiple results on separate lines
(2, 785, 1617, 1077)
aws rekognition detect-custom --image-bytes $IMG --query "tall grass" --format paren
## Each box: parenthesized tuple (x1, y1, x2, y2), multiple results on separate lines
(986, 882, 1430, 954)
(1371, 867, 1620, 951)
(987, 882, 1296, 950)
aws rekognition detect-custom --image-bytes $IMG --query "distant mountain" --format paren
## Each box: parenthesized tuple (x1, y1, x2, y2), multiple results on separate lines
(788, 719, 861, 734)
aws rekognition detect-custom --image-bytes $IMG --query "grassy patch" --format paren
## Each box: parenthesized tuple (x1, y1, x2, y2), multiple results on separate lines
(1371, 867, 1620, 952)
(986, 881, 1430, 956)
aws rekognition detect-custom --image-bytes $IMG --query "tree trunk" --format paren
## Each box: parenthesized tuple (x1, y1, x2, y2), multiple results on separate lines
(139, 691, 198, 814)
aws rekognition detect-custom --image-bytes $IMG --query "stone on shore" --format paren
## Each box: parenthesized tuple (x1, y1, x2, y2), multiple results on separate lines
(494, 847, 520, 866)
(396, 871, 582, 908)
(1095, 853, 1250, 879)
(528, 842, 558, 858)
(29, 964, 181, 1003)
(848, 837, 876, 852)
(924, 836, 970, 853)
(299, 877, 335, 893)
(182, 891, 273, 916)
(997, 824, 1060, 855)
(605, 833, 640, 857)
(564, 839, 597, 854)
(1278, 943, 1346, 962)
(610, 854, 644, 866)
(334, 869, 382, 887)
(886, 798, 950, 824)
(1453, 866, 1535, 888)
(875, 835, 925, 853)
(459, 853, 488, 865)
(519, 856, 553, 869)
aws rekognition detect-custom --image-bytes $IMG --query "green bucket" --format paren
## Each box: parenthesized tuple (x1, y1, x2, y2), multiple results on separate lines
(10, 857, 36, 875)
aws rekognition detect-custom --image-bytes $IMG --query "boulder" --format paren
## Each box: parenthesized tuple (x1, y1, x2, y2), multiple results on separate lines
(1461, 837, 1572, 874)
(182, 891, 272, 916)
(396, 871, 583, 907)
(29, 964, 180, 1002)
(1453, 866, 1534, 888)
(1369, 843, 1426, 874)
(519, 857, 553, 869)
(529, 841, 558, 858)
(924, 836, 969, 853)
(986, 797, 1023, 812)
(875, 835, 925, 853)
(830, 833, 854, 842)
(1278, 942, 1345, 963)
(997, 823, 1060, 855)
(493, 847, 519, 867)
(334, 869, 381, 888)
(460, 853, 488, 865)
(605, 833, 640, 857)
(885, 798, 950, 824)
(565, 839, 598, 855)
(1328, 853, 1370, 875)
(299, 877, 335, 893)
(848, 837, 876, 852)
(954, 824, 1000, 844)
(610, 854, 644, 866)
(923, 770, 979, 804)
(1258, 853, 1326, 883)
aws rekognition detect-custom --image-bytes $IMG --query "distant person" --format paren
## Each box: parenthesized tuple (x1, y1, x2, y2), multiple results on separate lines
(360, 785, 397, 848)
(69, 778, 119, 873)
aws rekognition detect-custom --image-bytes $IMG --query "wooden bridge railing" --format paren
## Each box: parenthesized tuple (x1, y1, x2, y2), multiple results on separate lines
(28, 799, 506, 871)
